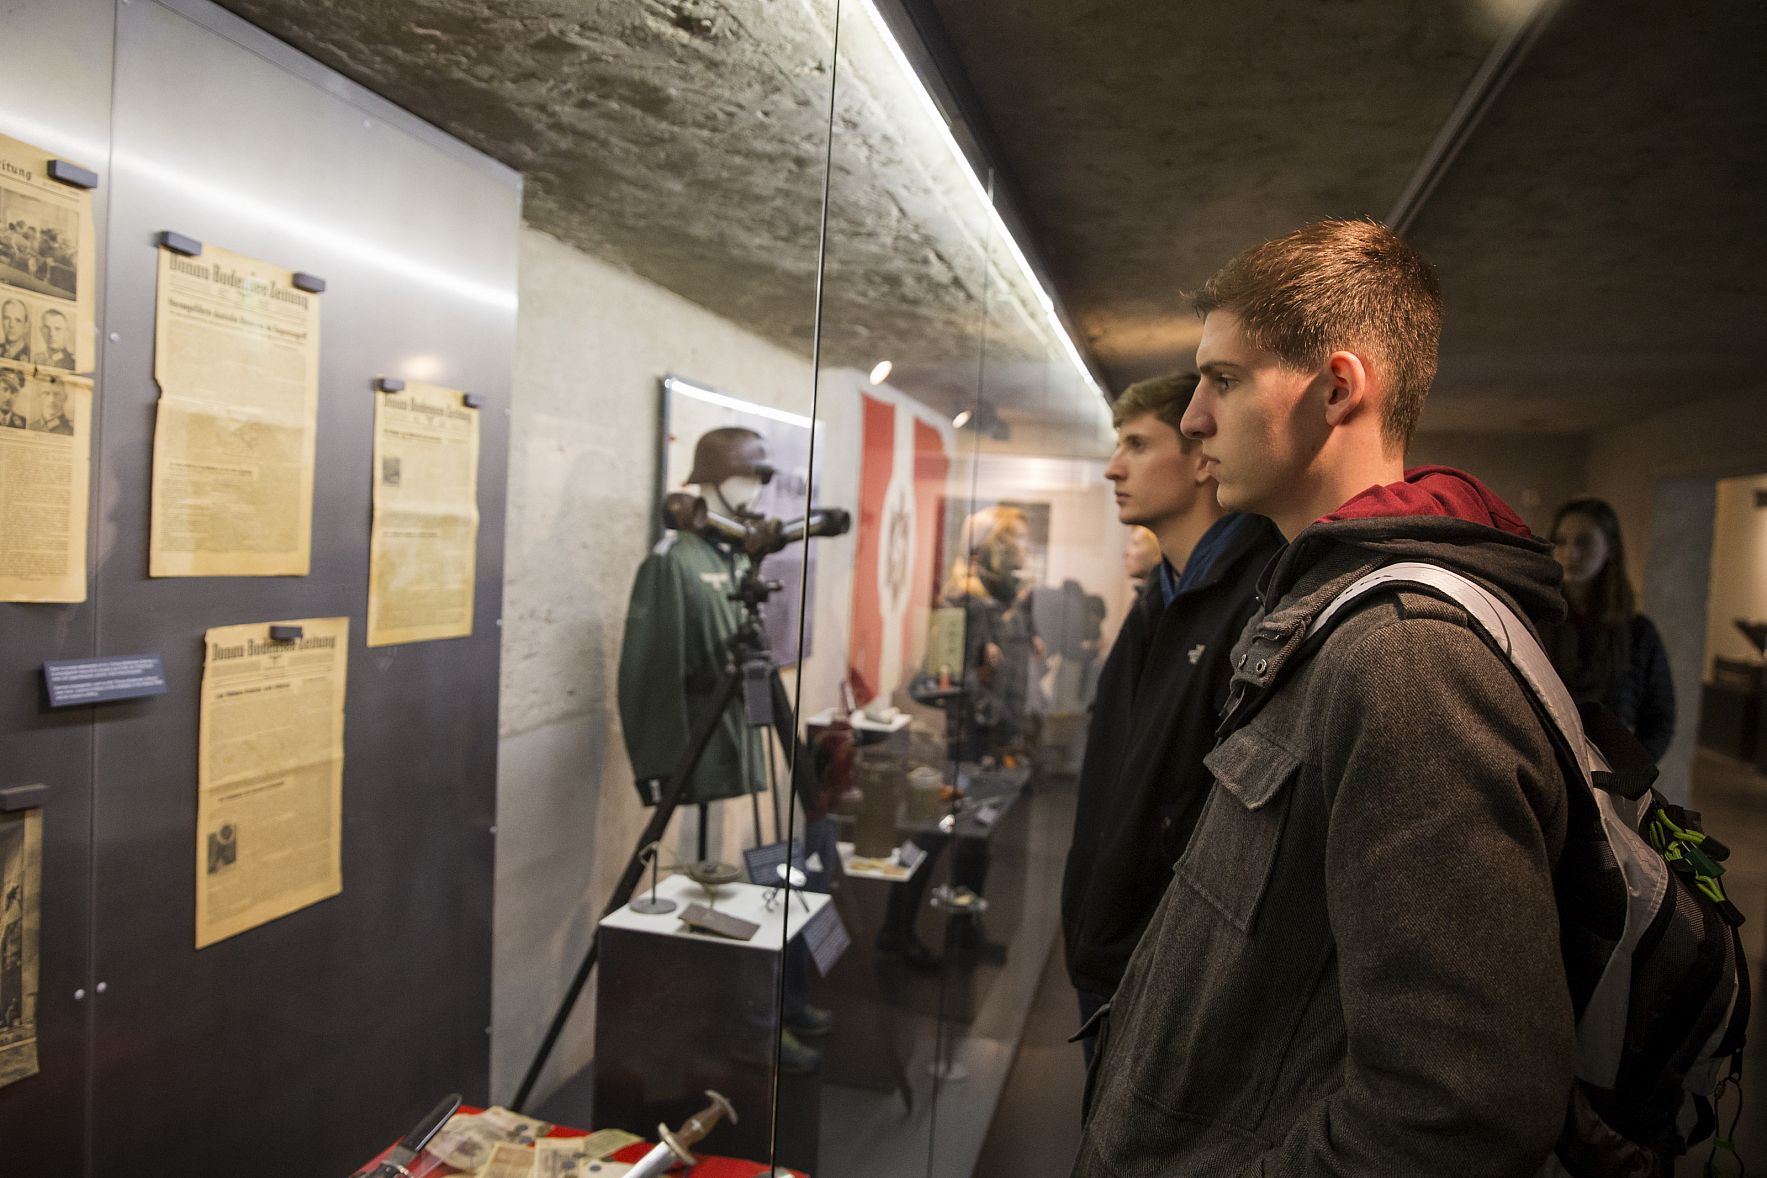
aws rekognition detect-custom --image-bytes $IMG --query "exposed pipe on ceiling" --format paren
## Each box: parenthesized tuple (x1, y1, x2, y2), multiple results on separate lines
(1385, 0, 1563, 236)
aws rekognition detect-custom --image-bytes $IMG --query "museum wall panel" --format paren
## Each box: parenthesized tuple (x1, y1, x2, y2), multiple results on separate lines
(0, 0, 114, 1169)
(5, 0, 521, 1172)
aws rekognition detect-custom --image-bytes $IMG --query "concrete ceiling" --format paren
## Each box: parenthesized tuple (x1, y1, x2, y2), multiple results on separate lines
(215, 0, 1765, 441)
(1407, 0, 1767, 432)
(214, 0, 1098, 441)
(921, 0, 1767, 433)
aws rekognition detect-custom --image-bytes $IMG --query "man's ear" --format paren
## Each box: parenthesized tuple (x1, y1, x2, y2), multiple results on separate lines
(1322, 350, 1371, 429)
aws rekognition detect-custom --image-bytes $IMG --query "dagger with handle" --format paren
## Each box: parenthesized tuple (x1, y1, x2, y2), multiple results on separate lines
(351, 1092, 463, 1177)
(625, 1090, 737, 1178)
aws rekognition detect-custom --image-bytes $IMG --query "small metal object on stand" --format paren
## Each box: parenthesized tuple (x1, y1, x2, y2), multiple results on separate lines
(761, 862, 811, 913)
(929, 884, 988, 918)
(628, 841, 676, 916)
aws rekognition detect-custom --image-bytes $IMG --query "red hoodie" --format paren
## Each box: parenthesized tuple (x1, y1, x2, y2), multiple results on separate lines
(1318, 465, 1534, 539)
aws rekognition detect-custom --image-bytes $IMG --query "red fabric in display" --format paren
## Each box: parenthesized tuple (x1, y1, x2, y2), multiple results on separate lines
(361, 1106, 805, 1176)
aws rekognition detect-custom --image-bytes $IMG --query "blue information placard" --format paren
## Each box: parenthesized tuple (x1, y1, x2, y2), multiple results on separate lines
(43, 654, 168, 708)
(743, 836, 804, 886)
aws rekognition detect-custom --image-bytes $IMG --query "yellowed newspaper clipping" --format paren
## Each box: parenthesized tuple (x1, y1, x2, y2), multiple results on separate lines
(367, 381, 480, 647)
(151, 244, 320, 577)
(196, 617, 347, 948)
(0, 369, 92, 602)
(0, 807, 43, 1090)
(0, 132, 97, 375)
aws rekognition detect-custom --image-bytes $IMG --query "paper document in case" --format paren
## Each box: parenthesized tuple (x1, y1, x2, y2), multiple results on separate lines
(0, 132, 99, 375)
(0, 368, 92, 602)
(367, 380, 480, 647)
(479, 1142, 542, 1178)
(0, 806, 43, 1090)
(195, 617, 348, 948)
(150, 243, 320, 577)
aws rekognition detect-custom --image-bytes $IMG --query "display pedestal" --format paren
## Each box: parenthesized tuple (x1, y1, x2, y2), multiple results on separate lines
(823, 763, 1032, 1025)
(594, 875, 827, 1174)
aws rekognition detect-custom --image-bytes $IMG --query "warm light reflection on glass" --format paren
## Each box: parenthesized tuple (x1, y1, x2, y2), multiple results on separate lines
(664, 376, 815, 430)
(850, 0, 1106, 406)
(402, 354, 444, 381)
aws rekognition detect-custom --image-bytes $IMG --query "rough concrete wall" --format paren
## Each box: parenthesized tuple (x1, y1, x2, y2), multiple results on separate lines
(495, 227, 826, 1102)
(212, 0, 1075, 427)
(1638, 480, 1716, 806)
(1584, 385, 1767, 595)
(1704, 474, 1767, 671)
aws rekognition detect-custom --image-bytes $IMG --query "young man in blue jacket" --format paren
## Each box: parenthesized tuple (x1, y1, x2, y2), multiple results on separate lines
(1061, 372, 1282, 1058)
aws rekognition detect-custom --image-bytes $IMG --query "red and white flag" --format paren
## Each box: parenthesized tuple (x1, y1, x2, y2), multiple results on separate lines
(849, 393, 950, 705)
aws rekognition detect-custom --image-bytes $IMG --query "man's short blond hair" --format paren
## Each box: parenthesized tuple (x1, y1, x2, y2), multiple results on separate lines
(1110, 371, 1200, 451)
(1192, 218, 1442, 447)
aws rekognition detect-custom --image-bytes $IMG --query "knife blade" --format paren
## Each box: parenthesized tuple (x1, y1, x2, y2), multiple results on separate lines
(356, 1092, 462, 1176)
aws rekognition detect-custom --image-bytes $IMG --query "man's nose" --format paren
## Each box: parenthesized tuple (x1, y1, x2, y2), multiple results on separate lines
(1180, 392, 1214, 441)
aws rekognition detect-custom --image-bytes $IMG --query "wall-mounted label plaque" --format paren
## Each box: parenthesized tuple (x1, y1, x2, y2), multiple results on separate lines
(43, 654, 168, 707)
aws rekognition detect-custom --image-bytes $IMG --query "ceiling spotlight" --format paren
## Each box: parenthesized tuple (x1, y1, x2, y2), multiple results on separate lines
(869, 359, 894, 385)
(951, 402, 1009, 440)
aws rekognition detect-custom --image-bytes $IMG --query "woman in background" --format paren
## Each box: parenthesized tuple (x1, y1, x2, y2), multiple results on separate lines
(1547, 496, 1675, 760)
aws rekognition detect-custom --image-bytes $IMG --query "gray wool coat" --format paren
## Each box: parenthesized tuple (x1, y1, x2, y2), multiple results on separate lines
(1074, 514, 1578, 1178)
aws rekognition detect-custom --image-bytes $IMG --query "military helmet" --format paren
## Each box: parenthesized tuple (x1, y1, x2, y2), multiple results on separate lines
(685, 426, 775, 486)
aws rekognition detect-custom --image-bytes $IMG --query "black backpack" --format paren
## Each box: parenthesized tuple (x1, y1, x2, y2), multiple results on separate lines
(1266, 562, 1750, 1176)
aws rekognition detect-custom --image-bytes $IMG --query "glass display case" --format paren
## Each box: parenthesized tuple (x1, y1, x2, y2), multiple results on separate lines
(554, 1, 1123, 1173)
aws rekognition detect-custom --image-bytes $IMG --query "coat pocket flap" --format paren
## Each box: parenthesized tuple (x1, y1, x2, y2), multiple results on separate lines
(1204, 727, 1302, 811)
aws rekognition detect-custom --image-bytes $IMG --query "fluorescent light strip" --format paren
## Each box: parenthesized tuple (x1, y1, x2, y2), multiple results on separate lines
(665, 377, 815, 430)
(0, 108, 518, 313)
(850, 0, 1106, 404)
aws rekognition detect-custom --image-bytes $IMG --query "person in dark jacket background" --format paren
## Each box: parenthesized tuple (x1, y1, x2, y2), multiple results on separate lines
(1060, 371, 1282, 1062)
(1546, 495, 1675, 759)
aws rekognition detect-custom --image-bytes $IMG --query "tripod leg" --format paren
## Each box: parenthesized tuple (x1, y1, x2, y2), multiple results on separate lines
(512, 664, 745, 1111)
(750, 778, 763, 850)
(766, 730, 783, 845)
(767, 669, 817, 829)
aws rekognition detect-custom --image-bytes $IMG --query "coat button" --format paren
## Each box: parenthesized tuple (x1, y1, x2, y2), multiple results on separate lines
(1255, 658, 1268, 674)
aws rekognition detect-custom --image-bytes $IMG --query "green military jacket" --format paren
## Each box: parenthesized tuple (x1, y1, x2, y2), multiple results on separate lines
(617, 530, 765, 805)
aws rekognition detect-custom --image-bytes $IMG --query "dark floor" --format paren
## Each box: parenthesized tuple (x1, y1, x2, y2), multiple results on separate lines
(972, 934, 1085, 1176)
(978, 748, 1767, 1178)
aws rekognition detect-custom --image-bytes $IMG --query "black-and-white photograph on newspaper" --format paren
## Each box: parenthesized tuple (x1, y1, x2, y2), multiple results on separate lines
(0, 807, 43, 1091)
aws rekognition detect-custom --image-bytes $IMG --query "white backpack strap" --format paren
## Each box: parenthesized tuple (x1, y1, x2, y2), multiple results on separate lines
(1311, 560, 1668, 1088)
(1309, 561, 1612, 782)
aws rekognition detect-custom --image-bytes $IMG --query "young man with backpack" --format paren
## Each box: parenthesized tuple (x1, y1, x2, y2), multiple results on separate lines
(1072, 219, 1633, 1175)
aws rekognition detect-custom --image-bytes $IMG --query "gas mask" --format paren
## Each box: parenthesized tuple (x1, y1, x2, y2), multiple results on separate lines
(713, 474, 765, 516)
